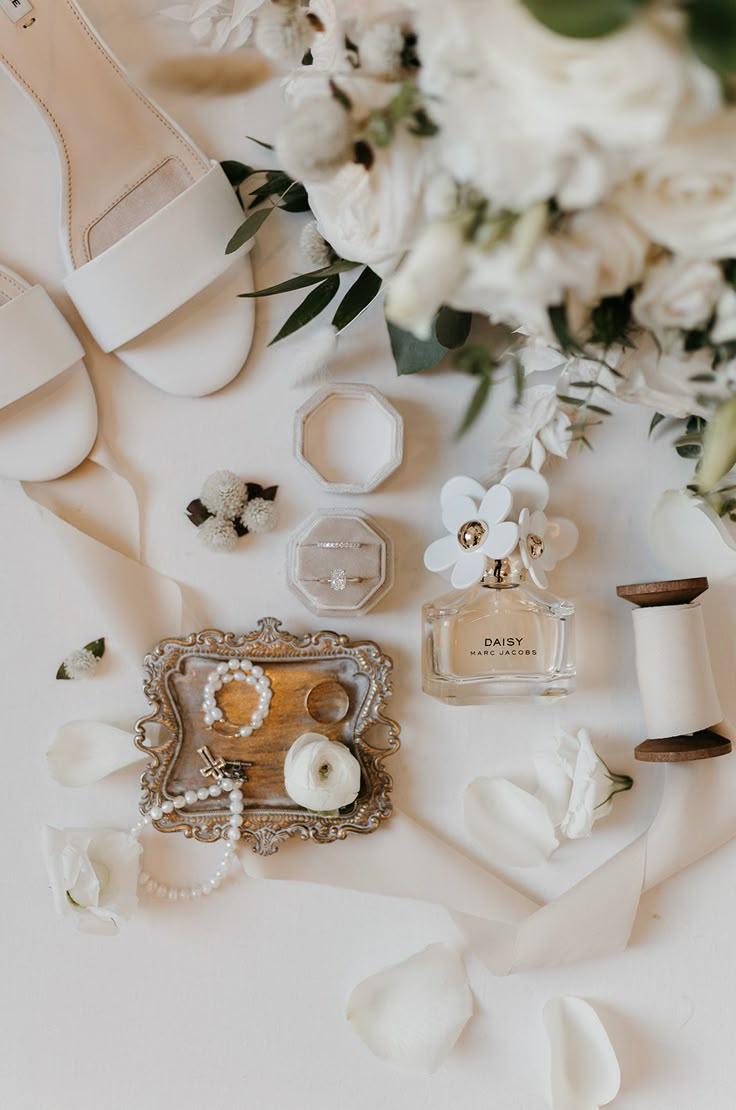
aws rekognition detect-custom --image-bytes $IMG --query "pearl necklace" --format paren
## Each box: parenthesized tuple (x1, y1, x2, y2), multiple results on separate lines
(202, 659, 273, 737)
(131, 777, 245, 901)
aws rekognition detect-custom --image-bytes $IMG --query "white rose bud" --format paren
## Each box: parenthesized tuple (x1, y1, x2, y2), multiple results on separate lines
(284, 733, 361, 812)
(633, 257, 724, 332)
(275, 97, 356, 183)
(42, 826, 141, 935)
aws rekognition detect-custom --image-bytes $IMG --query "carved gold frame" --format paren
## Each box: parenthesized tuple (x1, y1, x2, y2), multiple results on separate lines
(134, 619, 400, 855)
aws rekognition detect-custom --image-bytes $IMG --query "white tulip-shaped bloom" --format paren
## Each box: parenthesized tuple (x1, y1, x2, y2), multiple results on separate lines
(284, 733, 361, 812)
(42, 826, 141, 935)
(424, 476, 520, 589)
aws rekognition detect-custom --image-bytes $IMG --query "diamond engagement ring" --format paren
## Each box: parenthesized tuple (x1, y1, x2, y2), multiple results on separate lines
(312, 569, 365, 591)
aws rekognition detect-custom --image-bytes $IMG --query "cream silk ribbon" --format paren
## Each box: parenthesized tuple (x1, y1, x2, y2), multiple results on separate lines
(32, 450, 736, 974)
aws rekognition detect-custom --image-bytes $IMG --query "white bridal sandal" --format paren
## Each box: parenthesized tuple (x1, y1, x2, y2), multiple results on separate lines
(0, 264, 97, 481)
(0, 0, 254, 397)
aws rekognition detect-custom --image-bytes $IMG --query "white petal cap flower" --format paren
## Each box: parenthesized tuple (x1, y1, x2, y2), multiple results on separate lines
(275, 96, 356, 184)
(200, 469, 247, 517)
(61, 647, 100, 680)
(535, 728, 633, 840)
(424, 476, 520, 589)
(42, 826, 141, 935)
(47, 721, 144, 787)
(284, 732, 361, 812)
(464, 777, 559, 868)
(241, 496, 278, 534)
(346, 943, 472, 1073)
(198, 515, 239, 552)
(519, 508, 579, 589)
(544, 996, 621, 1110)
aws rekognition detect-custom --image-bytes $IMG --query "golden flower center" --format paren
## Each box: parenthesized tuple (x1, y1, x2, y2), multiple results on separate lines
(457, 519, 488, 550)
(526, 533, 545, 560)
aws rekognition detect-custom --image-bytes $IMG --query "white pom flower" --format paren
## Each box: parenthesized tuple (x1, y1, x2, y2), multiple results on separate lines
(199, 515, 239, 552)
(241, 497, 278, 534)
(284, 732, 361, 811)
(42, 826, 141, 935)
(275, 97, 356, 183)
(62, 648, 100, 680)
(254, 0, 314, 65)
(299, 219, 335, 268)
(200, 470, 248, 517)
(358, 22, 405, 75)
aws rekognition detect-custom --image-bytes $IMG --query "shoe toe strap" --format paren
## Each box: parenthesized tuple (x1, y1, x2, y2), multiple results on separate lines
(63, 164, 249, 354)
(0, 285, 85, 410)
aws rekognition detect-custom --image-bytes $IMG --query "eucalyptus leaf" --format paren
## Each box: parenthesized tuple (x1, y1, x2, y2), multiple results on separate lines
(56, 663, 70, 680)
(387, 321, 448, 375)
(269, 276, 341, 345)
(521, 0, 645, 38)
(689, 0, 736, 75)
(239, 260, 359, 299)
(332, 268, 382, 331)
(247, 136, 274, 150)
(435, 306, 472, 349)
(84, 638, 105, 660)
(277, 182, 310, 213)
(220, 160, 257, 188)
(226, 207, 272, 254)
(649, 412, 666, 437)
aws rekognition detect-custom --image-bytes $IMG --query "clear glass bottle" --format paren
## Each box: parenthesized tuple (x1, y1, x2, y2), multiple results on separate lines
(422, 559, 575, 704)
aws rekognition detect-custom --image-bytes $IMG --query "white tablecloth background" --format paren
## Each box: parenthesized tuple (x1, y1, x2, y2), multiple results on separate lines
(2, 3, 735, 1107)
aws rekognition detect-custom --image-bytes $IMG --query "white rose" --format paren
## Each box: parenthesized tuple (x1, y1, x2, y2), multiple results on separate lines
(385, 219, 467, 337)
(616, 330, 712, 417)
(535, 728, 632, 840)
(284, 733, 361, 812)
(42, 826, 141, 935)
(416, 0, 720, 210)
(633, 257, 723, 331)
(617, 110, 736, 260)
(563, 207, 649, 304)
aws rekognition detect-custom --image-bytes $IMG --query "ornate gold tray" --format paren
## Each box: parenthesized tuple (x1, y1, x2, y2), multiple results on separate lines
(134, 619, 400, 855)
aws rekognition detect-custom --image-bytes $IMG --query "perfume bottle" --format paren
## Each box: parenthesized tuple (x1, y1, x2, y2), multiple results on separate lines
(421, 471, 577, 704)
(423, 559, 575, 703)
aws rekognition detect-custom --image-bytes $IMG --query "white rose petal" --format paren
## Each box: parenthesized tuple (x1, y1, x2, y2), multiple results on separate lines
(633, 257, 723, 332)
(47, 721, 144, 787)
(650, 489, 736, 582)
(346, 944, 473, 1073)
(464, 777, 559, 868)
(385, 219, 467, 339)
(284, 732, 361, 811)
(545, 996, 621, 1110)
(564, 206, 649, 304)
(43, 826, 141, 935)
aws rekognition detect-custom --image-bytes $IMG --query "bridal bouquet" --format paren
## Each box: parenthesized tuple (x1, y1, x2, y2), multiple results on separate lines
(173, 0, 736, 511)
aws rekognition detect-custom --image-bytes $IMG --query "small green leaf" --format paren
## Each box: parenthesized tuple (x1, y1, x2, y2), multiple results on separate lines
(84, 638, 105, 660)
(269, 276, 341, 345)
(521, 0, 646, 38)
(556, 394, 585, 407)
(239, 260, 359, 299)
(332, 267, 382, 331)
(689, 0, 736, 74)
(435, 306, 472, 349)
(407, 108, 439, 137)
(457, 373, 492, 437)
(66, 890, 82, 908)
(329, 79, 352, 110)
(587, 404, 613, 416)
(549, 304, 581, 354)
(588, 290, 634, 348)
(247, 136, 274, 150)
(226, 207, 272, 254)
(220, 160, 257, 188)
(277, 182, 310, 213)
(186, 498, 212, 527)
(387, 321, 448, 375)
(56, 663, 70, 680)
(512, 354, 525, 405)
(649, 412, 666, 437)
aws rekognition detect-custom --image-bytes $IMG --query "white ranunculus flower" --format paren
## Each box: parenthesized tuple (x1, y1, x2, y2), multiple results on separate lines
(499, 384, 572, 472)
(161, 0, 263, 52)
(633, 257, 724, 332)
(415, 0, 720, 210)
(284, 733, 361, 812)
(385, 219, 467, 337)
(43, 826, 141, 935)
(617, 110, 736, 260)
(616, 330, 711, 417)
(535, 728, 633, 840)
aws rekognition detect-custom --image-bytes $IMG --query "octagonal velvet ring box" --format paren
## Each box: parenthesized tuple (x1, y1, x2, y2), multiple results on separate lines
(287, 509, 394, 617)
(295, 383, 403, 493)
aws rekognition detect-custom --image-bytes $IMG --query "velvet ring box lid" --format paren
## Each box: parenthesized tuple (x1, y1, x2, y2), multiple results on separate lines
(287, 509, 394, 617)
(294, 383, 403, 494)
